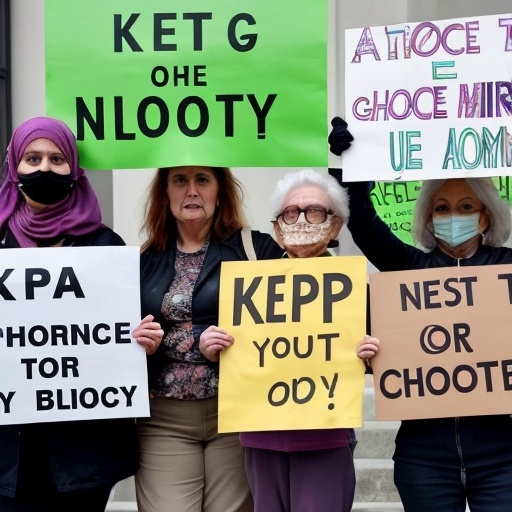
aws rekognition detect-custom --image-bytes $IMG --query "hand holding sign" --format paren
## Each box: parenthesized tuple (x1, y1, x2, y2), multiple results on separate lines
(356, 335, 380, 366)
(199, 325, 234, 363)
(132, 314, 164, 355)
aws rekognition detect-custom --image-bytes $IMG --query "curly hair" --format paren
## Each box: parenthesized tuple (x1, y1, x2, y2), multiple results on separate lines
(271, 169, 350, 224)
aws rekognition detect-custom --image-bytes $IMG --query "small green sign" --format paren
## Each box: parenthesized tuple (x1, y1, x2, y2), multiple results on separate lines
(373, 177, 512, 246)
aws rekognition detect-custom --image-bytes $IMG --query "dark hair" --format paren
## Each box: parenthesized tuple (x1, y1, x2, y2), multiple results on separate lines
(141, 166, 247, 252)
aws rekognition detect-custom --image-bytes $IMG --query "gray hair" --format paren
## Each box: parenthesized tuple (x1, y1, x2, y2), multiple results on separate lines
(413, 178, 512, 250)
(271, 169, 350, 224)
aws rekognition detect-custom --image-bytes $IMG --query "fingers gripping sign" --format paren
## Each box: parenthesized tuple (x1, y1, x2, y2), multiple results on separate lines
(132, 315, 164, 355)
(356, 335, 380, 367)
(199, 325, 235, 362)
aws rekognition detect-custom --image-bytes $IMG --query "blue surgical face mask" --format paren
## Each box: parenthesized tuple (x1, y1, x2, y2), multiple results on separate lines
(432, 213, 480, 247)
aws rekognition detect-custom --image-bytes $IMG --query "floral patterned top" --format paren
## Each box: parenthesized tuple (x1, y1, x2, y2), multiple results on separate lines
(151, 241, 218, 400)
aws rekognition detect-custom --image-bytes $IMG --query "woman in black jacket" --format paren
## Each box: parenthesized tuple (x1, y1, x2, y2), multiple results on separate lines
(329, 118, 512, 512)
(0, 116, 163, 512)
(135, 165, 283, 512)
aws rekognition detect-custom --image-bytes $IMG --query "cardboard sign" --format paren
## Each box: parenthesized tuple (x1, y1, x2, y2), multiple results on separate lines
(218, 256, 367, 433)
(370, 264, 512, 420)
(45, 0, 328, 169)
(343, 13, 512, 181)
(0, 247, 149, 424)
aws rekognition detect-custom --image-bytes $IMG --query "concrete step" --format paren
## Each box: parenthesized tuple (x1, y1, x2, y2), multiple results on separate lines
(354, 459, 401, 503)
(109, 476, 135, 503)
(353, 501, 470, 512)
(105, 503, 137, 512)
(107, 499, 406, 512)
(352, 503, 404, 512)
(363, 385, 376, 421)
(355, 420, 399, 459)
(358, 379, 402, 507)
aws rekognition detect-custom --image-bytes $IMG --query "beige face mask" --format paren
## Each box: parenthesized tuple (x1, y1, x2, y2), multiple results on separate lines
(278, 217, 333, 248)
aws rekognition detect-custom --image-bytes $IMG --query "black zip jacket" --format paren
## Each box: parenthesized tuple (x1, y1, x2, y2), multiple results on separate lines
(140, 229, 283, 390)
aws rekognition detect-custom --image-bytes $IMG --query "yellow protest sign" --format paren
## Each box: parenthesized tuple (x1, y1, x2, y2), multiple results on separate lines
(218, 256, 367, 433)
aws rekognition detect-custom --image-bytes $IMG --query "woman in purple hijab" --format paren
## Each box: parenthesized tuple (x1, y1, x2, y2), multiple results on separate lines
(0, 116, 106, 247)
(0, 117, 163, 511)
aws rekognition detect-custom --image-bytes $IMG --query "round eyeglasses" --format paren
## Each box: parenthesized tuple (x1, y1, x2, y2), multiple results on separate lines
(275, 205, 333, 225)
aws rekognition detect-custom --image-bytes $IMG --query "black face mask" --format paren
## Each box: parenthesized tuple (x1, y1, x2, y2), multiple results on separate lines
(17, 170, 73, 205)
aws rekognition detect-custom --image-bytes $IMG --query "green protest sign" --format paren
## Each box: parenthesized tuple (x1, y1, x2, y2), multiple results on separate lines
(371, 181, 421, 246)
(373, 177, 512, 246)
(45, 1, 327, 170)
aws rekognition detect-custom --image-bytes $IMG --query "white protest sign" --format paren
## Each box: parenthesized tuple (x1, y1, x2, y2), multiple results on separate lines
(342, 13, 512, 181)
(0, 246, 149, 424)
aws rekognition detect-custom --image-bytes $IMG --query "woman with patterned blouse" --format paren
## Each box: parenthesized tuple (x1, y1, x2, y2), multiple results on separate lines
(135, 166, 283, 512)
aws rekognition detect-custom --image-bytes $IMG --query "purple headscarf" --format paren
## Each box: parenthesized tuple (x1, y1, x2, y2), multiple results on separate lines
(0, 116, 104, 247)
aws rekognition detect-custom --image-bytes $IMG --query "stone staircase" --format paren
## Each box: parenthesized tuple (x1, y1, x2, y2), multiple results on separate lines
(352, 377, 403, 512)
(106, 377, 403, 511)
(106, 476, 136, 511)
(352, 379, 470, 512)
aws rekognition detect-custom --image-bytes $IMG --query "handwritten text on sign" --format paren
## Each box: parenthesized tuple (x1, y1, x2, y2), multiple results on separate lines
(370, 264, 512, 420)
(218, 257, 367, 433)
(0, 247, 149, 425)
(342, 13, 512, 181)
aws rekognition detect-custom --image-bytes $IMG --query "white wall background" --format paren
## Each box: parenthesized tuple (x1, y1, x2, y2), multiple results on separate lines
(10, 0, 512, 254)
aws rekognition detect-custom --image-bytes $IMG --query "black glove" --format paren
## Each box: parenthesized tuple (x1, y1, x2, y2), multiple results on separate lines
(328, 117, 354, 156)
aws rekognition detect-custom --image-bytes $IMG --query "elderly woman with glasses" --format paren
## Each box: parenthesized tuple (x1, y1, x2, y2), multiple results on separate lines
(328, 117, 512, 512)
(239, 169, 357, 512)
(270, 169, 348, 259)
